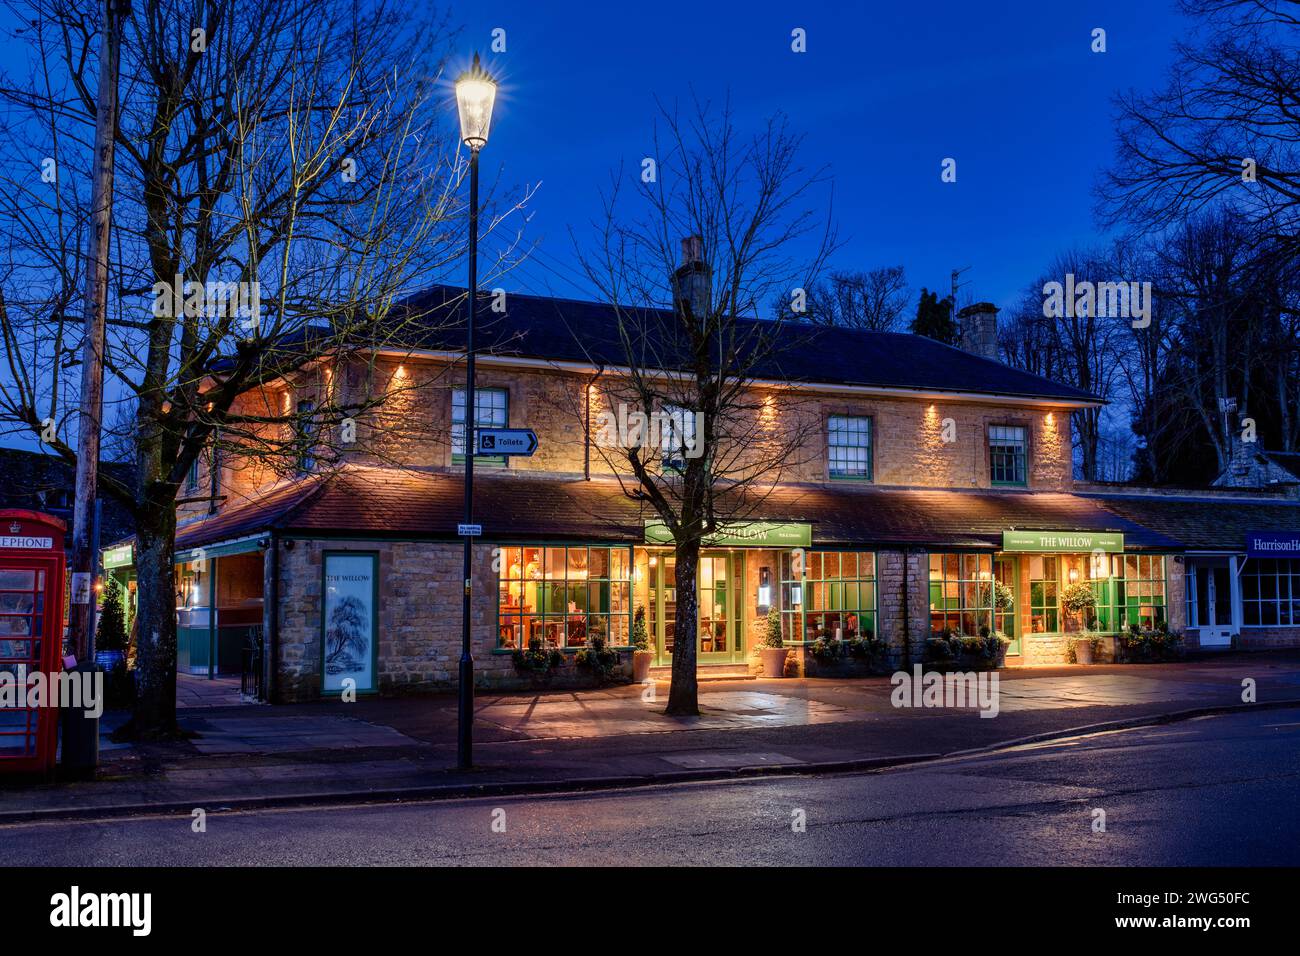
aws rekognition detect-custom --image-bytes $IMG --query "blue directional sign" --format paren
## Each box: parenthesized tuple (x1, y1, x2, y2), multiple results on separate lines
(475, 428, 538, 456)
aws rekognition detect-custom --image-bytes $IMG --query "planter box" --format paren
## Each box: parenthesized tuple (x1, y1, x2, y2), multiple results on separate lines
(802, 653, 894, 678)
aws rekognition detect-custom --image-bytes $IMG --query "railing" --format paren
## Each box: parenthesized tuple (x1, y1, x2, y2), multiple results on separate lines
(241, 624, 265, 701)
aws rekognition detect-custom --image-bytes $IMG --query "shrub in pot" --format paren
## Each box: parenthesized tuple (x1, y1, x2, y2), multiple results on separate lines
(1061, 581, 1099, 665)
(758, 613, 788, 678)
(631, 605, 654, 683)
(511, 637, 565, 681)
(574, 630, 622, 684)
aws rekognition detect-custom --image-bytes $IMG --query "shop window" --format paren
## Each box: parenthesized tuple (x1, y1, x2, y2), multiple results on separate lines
(1111, 554, 1167, 629)
(1242, 558, 1299, 627)
(1027, 555, 1060, 633)
(828, 415, 872, 480)
(779, 551, 877, 643)
(928, 553, 994, 637)
(989, 424, 1028, 486)
(453, 387, 508, 466)
(497, 545, 632, 650)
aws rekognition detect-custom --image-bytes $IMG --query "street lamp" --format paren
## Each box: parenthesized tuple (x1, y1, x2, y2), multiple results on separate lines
(455, 53, 496, 770)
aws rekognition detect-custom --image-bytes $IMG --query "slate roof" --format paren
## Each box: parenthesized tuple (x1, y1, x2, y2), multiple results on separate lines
(271, 285, 1100, 404)
(1261, 451, 1300, 482)
(1082, 492, 1300, 552)
(0, 447, 136, 547)
(165, 465, 1188, 554)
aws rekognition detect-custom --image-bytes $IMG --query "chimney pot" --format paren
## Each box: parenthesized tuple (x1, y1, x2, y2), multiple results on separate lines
(672, 235, 711, 318)
(681, 235, 703, 266)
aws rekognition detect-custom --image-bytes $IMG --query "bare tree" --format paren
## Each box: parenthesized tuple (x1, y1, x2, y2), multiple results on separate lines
(576, 99, 836, 715)
(0, 0, 505, 736)
(802, 266, 909, 331)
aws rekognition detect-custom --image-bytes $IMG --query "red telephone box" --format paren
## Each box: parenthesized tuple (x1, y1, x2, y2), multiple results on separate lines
(0, 510, 66, 775)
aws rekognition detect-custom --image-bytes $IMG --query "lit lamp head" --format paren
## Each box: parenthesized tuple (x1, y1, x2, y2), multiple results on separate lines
(455, 53, 497, 151)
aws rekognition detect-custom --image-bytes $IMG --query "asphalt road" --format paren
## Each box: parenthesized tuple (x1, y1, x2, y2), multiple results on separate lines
(5, 707, 1298, 866)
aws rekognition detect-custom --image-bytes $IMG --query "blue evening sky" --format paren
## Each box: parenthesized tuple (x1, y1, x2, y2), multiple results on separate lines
(459, 0, 1188, 311)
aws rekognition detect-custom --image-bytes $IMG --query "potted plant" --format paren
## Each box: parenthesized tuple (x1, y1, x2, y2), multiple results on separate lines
(94, 577, 128, 670)
(574, 629, 621, 684)
(1061, 581, 1098, 664)
(631, 605, 654, 683)
(758, 612, 788, 678)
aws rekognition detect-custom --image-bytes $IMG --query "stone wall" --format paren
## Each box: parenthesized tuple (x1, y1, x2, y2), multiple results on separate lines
(273, 536, 554, 702)
(194, 354, 1078, 530)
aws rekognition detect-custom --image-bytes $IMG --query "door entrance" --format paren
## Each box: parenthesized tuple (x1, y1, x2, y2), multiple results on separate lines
(1189, 558, 1234, 647)
(647, 550, 746, 665)
(995, 557, 1020, 656)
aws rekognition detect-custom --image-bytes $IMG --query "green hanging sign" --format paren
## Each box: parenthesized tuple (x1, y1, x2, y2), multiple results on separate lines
(102, 544, 134, 569)
(1002, 530, 1124, 553)
(644, 520, 812, 548)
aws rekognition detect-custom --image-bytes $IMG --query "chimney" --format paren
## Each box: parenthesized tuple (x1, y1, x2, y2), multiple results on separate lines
(1216, 410, 1260, 487)
(671, 235, 711, 319)
(957, 302, 1000, 362)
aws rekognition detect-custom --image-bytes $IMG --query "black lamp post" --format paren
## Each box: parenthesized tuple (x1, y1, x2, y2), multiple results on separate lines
(454, 53, 497, 770)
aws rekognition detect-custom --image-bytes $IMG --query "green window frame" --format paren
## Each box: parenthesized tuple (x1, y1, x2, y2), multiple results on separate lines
(928, 552, 995, 637)
(296, 399, 317, 474)
(779, 550, 878, 644)
(1027, 554, 1059, 633)
(828, 415, 872, 480)
(1120, 554, 1166, 629)
(660, 402, 699, 473)
(989, 424, 1028, 486)
(453, 387, 508, 466)
(497, 544, 633, 650)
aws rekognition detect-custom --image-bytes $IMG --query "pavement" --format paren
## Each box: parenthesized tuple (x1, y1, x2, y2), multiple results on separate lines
(3, 651, 1300, 822)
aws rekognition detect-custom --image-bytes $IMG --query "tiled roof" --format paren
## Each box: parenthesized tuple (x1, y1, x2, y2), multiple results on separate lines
(165, 465, 1190, 552)
(1262, 451, 1300, 482)
(1082, 492, 1300, 552)
(282, 285, 1098, 404)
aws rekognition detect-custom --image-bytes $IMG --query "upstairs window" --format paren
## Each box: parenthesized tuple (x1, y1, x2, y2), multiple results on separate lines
(295, 400, 317, 474)
(660, 402, 698, 472)
(453, 387, 508, 466)
(828, 414, 872, 480)
(989, 424, 1028, 486)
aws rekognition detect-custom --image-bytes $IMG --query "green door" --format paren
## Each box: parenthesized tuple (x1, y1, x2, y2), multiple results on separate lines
(648, 550, 746, 665)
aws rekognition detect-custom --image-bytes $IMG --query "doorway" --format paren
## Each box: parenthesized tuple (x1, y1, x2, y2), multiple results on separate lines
(647, 550, 746, 665)
(995, 556, 1020, 657)
(1187, 558, 1235, 647)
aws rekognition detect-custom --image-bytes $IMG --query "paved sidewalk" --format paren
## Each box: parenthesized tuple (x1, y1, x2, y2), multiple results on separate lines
(4, 652, 1299, 821)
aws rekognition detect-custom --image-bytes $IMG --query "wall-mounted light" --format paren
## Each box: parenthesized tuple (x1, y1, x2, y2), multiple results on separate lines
(1068, 567, 1080, 583)
(757, 566, 772, 614)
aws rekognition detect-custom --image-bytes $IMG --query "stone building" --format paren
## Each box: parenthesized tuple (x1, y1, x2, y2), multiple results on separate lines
(102, 251, 1300, 701)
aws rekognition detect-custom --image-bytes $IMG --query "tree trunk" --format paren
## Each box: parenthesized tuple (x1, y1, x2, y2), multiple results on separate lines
(665, 537, 700, 716)
(127, 504, 181, 739)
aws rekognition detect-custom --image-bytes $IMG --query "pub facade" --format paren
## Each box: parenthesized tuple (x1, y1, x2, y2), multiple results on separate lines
(102, 280, 1300, 702)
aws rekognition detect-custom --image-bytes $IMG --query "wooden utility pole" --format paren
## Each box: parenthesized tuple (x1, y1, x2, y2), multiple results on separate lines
(68, 0, 127, 661)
